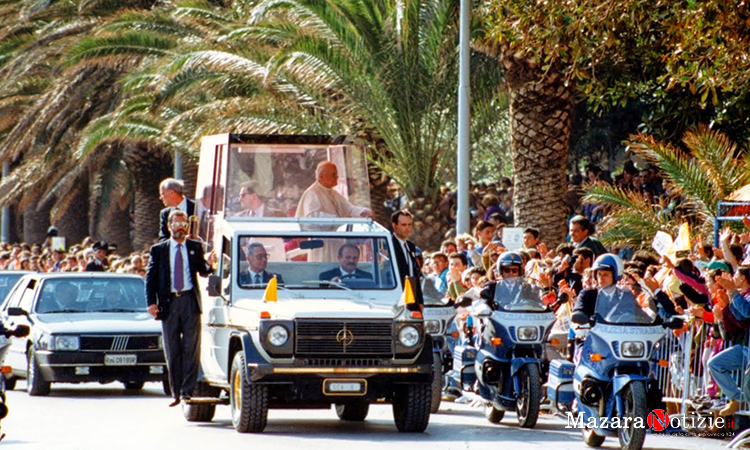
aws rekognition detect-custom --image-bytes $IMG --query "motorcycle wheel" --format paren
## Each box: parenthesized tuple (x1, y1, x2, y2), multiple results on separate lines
(516, 364, 541, 428)
(617, 381, 647, 450)
(582, 427, 605, 447)
(485, 403, 505, 423)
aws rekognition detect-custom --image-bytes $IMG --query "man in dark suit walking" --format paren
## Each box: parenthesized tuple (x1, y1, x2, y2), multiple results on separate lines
(319, 243, 373, 282)
(238, 242, 285, 286)
(391, 210, 423, 309)
(146, 209, 216, 407)
(158, 178, 201, 241)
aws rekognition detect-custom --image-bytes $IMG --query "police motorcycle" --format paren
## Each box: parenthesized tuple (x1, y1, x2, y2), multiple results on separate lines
(450, 255, 557, 428)
(559, 256, 683, 450)
(0, 322, 30, 439)
(422, 279, 456, 413)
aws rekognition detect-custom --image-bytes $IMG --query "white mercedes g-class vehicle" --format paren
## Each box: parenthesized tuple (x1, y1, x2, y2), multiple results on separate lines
(183, 134, 433, 433)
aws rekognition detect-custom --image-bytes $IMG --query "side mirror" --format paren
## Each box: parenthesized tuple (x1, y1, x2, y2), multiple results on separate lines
(7, 307, 27, 317)
(570, 311, 589, 325)
(664, 316, 684, 330)
(12, 324, 30, 338)
(474, 305, 492, 318)
(207, 275, 221, 297)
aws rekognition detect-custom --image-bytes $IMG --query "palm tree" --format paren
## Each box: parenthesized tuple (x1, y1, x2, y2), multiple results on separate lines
(583, 125, 750, 248)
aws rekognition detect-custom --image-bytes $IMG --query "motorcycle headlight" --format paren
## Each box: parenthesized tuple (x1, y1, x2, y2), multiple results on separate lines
(267, 325, 289, 347)
(54, 335, 80, 351)
(621, 341, 645, 358)
(424, 320, 441, 334)
(516, 326, 538, 341)
(398, 326, 420, 347)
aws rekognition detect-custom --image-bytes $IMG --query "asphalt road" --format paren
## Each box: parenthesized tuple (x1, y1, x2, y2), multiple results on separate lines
(0, 382, 733, 450)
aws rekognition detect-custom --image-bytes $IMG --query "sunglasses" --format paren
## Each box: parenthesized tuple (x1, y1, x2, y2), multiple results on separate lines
(170, 221, 189, 228)
(501, 267, 520, 275)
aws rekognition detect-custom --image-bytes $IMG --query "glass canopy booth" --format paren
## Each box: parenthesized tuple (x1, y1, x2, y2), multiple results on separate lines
(194, 134, 371, 244)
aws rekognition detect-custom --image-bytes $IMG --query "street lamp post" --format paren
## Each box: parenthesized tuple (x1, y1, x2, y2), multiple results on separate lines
(456, 0, 471, 235)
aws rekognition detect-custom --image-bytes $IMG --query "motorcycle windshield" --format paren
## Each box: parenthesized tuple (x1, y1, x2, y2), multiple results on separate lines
(493, 279, 547, 312)
(594, 287, 655, 325)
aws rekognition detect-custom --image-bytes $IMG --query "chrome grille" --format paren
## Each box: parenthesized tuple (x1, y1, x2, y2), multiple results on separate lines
(301, 358, 387, 367)
(80, 335, 160, 352)
(295, 320, 393, 356)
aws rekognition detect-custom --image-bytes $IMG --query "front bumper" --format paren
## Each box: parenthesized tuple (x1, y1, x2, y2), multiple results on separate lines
(35, 349, 166, 383)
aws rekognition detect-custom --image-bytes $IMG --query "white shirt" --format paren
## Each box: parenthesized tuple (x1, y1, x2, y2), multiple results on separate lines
(394, 236, 414, 277)
(295, 181, 369, 218)
(169, 239, 193, 292)
(177, 196, 206, 220)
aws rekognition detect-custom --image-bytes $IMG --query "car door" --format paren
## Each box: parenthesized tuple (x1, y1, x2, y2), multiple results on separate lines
(2, 277, 37, 377)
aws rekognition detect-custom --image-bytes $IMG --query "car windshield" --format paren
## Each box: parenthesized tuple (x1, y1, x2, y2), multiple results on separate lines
(35, 278, 146, 314)
(593, 286, 655, 325)
(492, 279, 548, 312)
(422, 279, 447, 306)
(0, 273, 25, 303)
(237, 235, 396, 290)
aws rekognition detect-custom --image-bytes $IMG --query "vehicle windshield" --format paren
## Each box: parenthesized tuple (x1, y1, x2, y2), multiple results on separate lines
(35, 278, 147, 313)
(492, 279, 548, 312)
(593, 286, 655, 325)
(0, 273, 25, 303)
(237, 235, 396, 290)
(422, 280, 447, 306)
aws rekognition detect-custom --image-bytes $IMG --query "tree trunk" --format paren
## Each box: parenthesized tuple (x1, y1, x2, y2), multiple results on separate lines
(98, 201, 133, 255)
(181, 152, 199, 200)
(124, 143, 172, 251)
(504, 56, 572, 248)
(55, 180, 90, 247)
(23, 200, 53, 245)
(368, 163, 391, 228)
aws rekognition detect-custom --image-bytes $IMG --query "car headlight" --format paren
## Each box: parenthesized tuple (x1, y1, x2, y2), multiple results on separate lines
(621, 341, 645, 358)
(516, 326, 538, 341)
(398, 326, 420, 347)
(267, 325, 289, 347)
(424, 320, 441, 334)
(51, 335, 80, 351)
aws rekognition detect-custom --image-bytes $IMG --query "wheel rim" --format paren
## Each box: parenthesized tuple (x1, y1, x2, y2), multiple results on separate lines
(619, 388, 634, 445)
(517, 371, 528, 420)
(232, 370, 242, 414)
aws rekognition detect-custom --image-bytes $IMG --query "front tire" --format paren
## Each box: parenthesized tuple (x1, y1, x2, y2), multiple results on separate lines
(183, 382, 220, 422)
(618, 381, 647, 450)
(335, 401, 369, 421)
(27, 348, 50, 396)
(230, 352, 268, 433)
(516, 364, 541, 428)
(583, 427, 605, 447)
(430, 352, 442, 413)
(485, 403, 505, 423)
(392, 383, 431, 432)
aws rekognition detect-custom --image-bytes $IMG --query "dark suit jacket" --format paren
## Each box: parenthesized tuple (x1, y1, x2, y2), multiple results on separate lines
(391, 234, 423, 306)
(159, 199, 196, 241)
(319, 267, 373, 281)
(85, 260, 106, 272)
(145, 238, 212, 319)
(238, 270, 285, 286)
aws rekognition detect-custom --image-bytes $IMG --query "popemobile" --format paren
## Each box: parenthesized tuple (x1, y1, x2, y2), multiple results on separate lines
(178, 134, 434, 433)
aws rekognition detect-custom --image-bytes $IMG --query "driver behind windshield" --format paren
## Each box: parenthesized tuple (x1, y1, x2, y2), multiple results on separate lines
(479, 251, 524, 309)
(37, 281, 80, 313)
(571, 253, 679, 325)
(318, 243, 372, 283)
(238, 242, 285, 287)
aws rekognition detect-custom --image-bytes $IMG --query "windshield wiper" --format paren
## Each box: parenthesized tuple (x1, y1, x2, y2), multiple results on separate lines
(38, 310, 86, 314)
(97, 308, 139, 313)
(300, 280, 364, 299)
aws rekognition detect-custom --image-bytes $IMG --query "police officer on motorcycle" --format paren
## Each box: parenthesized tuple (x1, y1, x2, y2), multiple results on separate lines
(479, 251, 524, 309)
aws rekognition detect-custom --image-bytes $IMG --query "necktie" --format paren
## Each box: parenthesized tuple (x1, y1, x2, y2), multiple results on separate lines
(402, 242, 413, 277)
(342, 273, 354, 279)
(174, 244, 184, 292)
(254, 273, 262, 285)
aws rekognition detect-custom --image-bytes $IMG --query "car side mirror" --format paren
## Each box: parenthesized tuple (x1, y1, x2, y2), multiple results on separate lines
(207, 275, 221, 297)
(12, 324, 30, 338)
(664, 316, 684, 330)
(7, 307, 27, 317)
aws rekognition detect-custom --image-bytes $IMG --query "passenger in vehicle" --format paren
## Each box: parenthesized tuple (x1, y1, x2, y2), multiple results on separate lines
(319, 243, 373, 283)
(37, 282, 80, 313)
(295, 162, 372, 218)
(233, 182, 286, 218)
(238, 242, 285, 286)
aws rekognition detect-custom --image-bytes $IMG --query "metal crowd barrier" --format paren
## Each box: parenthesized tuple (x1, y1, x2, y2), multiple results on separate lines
(652, 320, 750, 420)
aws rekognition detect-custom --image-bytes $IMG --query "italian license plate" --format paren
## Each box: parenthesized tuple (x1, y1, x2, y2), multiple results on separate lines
(323, 379, 366, 395)
(104, 354, 137, 366)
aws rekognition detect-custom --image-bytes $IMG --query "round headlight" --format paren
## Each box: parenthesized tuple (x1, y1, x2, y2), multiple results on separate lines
(516, 326, 538, 341)
(267, 325, 289, 347)
(398, 326, 420, 347)
(424, 320, 441, 334)
(621, 341, 645, 358)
